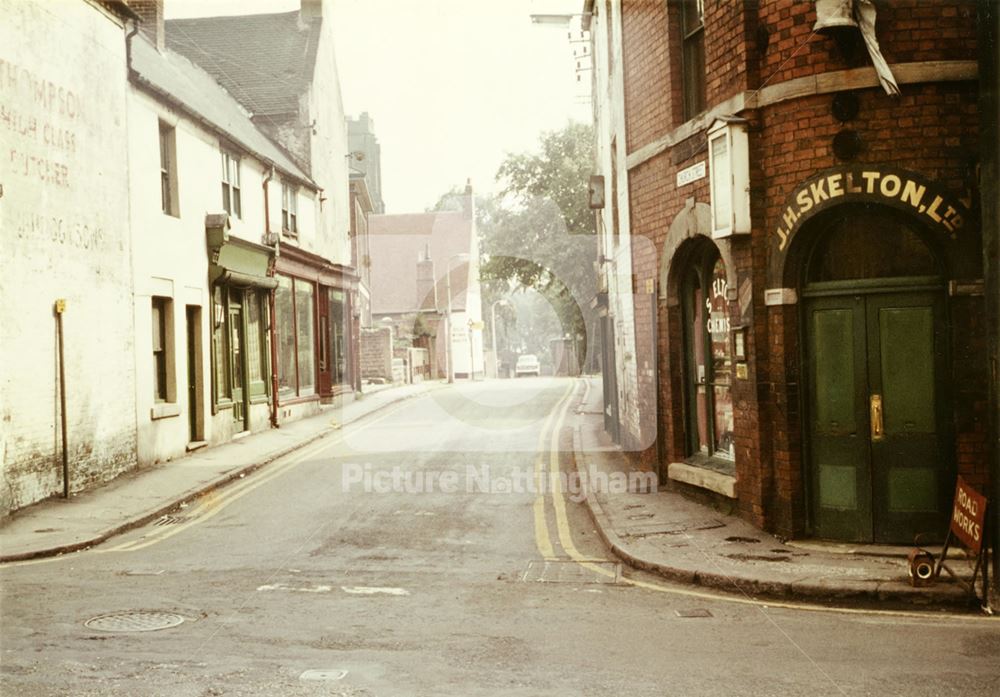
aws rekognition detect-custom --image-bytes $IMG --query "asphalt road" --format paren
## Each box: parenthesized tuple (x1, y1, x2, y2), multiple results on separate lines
(2, 378, 998, 696)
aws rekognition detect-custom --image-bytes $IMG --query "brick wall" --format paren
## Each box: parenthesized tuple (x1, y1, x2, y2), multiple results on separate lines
(360, 327, 393, 381)
(616, 0, 985, 538)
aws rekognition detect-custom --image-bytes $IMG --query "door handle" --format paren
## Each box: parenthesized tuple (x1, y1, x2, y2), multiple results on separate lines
(870, 394, 884, 441)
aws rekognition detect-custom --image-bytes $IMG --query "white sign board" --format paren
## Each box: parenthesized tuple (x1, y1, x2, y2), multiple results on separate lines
(676, 161, 706, 187)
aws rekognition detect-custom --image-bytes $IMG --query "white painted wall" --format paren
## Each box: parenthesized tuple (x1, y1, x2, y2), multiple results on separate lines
(591, 0, 641, 444)
(303, 0, 350, 265)
(127, 86, 297, 465)
(0, 0, 136, 514)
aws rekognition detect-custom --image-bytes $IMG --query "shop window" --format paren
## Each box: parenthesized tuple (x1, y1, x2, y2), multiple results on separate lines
(682, 249, 734, 461)
(678, 0, 706, 121)
(296, 281, 316, 394)
(221, 149, 241, 219)
(151, 296, 175, 402)
(211, 286, 269, 406)
(212, 286, 231, 403)
(276, 275, 296, 395)
(274, 274, 317, 397)
(281, 182, 298, 235)
(330, 289, 347, 385)
(158, 121, 178, 217)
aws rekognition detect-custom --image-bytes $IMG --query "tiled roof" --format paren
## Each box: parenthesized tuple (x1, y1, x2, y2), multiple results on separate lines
(165, 11, 320, 118)
(129, 35, 312, 185)
(368, 212, 477, 315)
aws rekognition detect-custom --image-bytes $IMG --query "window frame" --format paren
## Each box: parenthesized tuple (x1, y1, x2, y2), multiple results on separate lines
(281, 182, 298, 236)
(151, 296, 176, 404)
(678, 0, 706, 122)
(221, 149, 242, 219)
(158, 121, 179, 217)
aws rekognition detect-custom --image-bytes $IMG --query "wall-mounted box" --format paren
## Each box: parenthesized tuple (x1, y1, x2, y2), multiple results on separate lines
(708, 116, 751, 238)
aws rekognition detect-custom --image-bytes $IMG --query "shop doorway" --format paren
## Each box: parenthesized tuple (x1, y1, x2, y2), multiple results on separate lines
(803, 211, 951, 543)
(228, 289, 248, 431)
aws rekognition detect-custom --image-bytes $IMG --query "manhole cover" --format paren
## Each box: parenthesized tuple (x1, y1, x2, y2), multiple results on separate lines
(84, 611, 185, 632)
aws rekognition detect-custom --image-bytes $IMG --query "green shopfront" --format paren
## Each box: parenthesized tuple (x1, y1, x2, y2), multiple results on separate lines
(206, 215, 276, 436)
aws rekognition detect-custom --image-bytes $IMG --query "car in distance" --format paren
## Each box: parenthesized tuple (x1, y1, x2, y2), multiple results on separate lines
(515, 354, 540, 377)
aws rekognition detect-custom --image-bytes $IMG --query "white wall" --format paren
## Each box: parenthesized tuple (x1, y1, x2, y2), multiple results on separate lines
(0, 0, 136, 514)
(592, 0, 641, 443)
(304, 0, 350, 265)
(127, 87, 283, 465)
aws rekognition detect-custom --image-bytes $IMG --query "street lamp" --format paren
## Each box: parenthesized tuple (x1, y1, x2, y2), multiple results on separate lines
(490, 298, 510, 379)
(445, 253, 469, 384)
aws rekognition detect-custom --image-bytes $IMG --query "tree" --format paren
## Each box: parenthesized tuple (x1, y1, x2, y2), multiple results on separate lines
(479, 123, 597, 365)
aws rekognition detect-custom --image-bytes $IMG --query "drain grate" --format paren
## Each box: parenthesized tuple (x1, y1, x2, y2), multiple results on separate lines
(675, 608, 713, 618)
(85, 611, 185, 632)
(154, 515, 189, 526)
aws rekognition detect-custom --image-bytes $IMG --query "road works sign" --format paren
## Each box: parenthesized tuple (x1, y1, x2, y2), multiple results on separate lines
(950, 476, 987, 555)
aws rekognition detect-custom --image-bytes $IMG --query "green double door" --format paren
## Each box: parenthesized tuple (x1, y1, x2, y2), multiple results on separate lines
(805, 288, 949, 543)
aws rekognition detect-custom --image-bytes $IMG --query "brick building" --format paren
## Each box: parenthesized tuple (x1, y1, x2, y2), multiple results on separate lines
(589, 0, 994, 545)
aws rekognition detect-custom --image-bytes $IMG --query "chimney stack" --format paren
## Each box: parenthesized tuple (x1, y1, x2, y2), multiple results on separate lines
(131, 0, 165, 51)
(416, 244, 437, 310)
(462, 178, 474, 221)
(300, 0, 323, 20)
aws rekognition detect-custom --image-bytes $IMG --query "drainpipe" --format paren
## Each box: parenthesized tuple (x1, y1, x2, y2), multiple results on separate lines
(264, 166, 281, 428)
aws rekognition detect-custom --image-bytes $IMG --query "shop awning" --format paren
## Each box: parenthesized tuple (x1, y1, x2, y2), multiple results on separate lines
(206, 213, 278, 289)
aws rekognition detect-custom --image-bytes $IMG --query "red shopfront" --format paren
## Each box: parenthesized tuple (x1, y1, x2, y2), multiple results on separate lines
(273, 245, 359, 416)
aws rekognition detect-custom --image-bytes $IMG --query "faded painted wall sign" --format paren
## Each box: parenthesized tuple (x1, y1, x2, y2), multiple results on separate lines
(771, 167, 970, 254)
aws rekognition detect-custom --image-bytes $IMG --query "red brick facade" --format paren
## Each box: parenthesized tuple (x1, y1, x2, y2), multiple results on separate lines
(614, 0, 986, 541)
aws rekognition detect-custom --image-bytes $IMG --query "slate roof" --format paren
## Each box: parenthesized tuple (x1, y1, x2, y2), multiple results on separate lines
(129, 35, 313, 185)
(165, 11, 320, 118)
(368, 212, 477, 315)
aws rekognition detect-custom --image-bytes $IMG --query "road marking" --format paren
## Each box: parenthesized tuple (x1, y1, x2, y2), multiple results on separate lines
(341, 586, 410, 596)
(532, 383, 575, 561)
(257, 583, 332, 593)
(300, 669, 348, 681)
(535, 378, 996, 623)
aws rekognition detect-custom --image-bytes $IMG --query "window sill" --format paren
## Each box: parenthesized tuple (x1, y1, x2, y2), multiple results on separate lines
(278, 393, 320, 407)
(282, 229, 298, 238)
(668, 459, 736, 499)
(150, 402, 181, 420)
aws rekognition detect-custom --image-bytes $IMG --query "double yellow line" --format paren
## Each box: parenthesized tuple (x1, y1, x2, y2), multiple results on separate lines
(530, 379, 993, 621)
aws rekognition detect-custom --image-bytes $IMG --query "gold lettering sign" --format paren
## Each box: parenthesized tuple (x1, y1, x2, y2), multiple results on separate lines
(771, 167, 969, 253)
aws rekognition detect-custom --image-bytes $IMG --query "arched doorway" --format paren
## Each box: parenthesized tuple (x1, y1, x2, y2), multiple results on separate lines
(801, 207, 952, 543)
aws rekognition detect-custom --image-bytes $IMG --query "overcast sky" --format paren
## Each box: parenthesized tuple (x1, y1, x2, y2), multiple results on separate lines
(166, 0, 589, 213)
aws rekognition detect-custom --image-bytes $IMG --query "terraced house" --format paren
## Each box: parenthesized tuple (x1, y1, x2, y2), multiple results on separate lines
(0, 0, 358, 513)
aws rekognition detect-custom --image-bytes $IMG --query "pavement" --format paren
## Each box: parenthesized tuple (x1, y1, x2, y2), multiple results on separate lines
(570, 377, 985, 610)
(0, 380, 445, 563)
